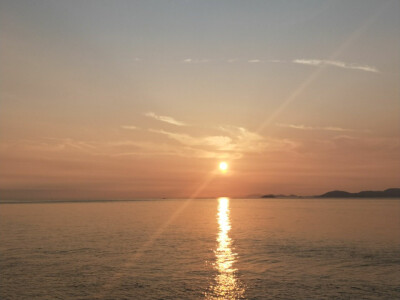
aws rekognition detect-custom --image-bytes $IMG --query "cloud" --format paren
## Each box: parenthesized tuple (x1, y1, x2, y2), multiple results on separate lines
(144, 112, 186, 126)
(292, 59, 379, 73)
(8, 125, 296, 161)
(277, 123, 355, 132)
(332, 135, 359, 140)
(219, 126, 263, 143)
(219, 125, 298, 153)
(149, 129, 234, 151)
(182, 58, 209, 64)
(148, 125, 297, 160)
(202, 136, 234, 150)
(323, 126, 355, 132)
(248, 59, 262, 63)
(121, 125, 138, 130)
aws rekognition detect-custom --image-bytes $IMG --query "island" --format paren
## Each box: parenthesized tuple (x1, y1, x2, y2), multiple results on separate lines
(319, 188, 400, 198)
(260, 188, 400, 199)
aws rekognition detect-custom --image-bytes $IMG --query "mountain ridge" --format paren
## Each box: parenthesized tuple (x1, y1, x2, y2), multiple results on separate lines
(319, 188, 400, 198)
(261, 188, 400, 198)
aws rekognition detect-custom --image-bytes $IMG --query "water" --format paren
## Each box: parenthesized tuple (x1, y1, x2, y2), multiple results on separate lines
(1, 198, 399, 299)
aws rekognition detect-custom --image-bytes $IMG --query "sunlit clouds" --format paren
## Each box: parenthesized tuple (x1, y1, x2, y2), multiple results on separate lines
(120, 125, 138, 130)
(175, 58, 380, 73)
(150, 129, 235, 151)
(144, 112, 187, 126)
(182, 58, 209, 64)
(276, 123, 358, 132)
(178, 57, 380, 73)
(147, 123, 297, 159)
(248, 59, 262, 63)
(292, 59, 379, 73)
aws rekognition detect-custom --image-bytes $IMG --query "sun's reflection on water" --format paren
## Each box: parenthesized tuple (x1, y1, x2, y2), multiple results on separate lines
(206, 197, 245, 299)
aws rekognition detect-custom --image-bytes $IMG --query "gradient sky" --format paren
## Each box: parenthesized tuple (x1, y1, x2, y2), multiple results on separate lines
(1, 0, 399, 200)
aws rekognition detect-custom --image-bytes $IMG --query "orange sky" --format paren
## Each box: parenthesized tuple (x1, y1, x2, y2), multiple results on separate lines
(1, 1, 399, 200)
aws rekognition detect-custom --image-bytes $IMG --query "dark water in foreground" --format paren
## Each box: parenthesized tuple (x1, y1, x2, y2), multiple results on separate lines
(1, 198, 399, 299)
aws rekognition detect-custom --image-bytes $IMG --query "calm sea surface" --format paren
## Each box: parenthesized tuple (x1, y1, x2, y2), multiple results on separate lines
(1, 198, 399, 299)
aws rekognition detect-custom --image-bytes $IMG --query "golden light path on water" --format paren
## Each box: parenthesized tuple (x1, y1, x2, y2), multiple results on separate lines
(207, 197, 245, 299)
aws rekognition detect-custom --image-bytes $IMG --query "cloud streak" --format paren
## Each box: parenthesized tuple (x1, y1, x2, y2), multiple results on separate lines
(5, 124, 298, 162)
(277, 123, 356, 132)
(149, 125, 297, 159)
(149, 129, 235, 151)
(292, 59, 379, 73)
(248, 59, 262, 63)
(178, 58, 378, 73)
(144, 112, 186, 126)
(182, 58, 209, 64)
(121, 125, 138, 130)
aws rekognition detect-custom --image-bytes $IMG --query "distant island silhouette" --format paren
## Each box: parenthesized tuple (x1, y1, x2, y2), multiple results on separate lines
(261, 188, 400, 199)
(319, 188, 400, 198)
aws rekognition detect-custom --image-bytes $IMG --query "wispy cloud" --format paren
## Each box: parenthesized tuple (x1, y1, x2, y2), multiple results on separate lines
(149, 125, 297, 159)
(7, 124, 296, 161)
(219, 125, 297, 152)
(182, 58, 209, 64)
(219, 126, 263, 146)
(248, 59, 263, 63)
(277, 123, 356, 132)
(149, 129, 234, 151)
(121, 125, 138, 130)
(292, 59, 379, 73)
(125, 57, 380, 74)
(144, 112, 186, 126)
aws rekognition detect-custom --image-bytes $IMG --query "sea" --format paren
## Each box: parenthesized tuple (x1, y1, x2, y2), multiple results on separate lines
(1, 198, 399, 299)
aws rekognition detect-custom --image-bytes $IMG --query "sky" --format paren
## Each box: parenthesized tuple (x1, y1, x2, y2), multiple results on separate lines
(1, 0, 399, 200)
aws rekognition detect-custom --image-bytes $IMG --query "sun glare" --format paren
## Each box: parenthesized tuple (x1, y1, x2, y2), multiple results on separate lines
(219, 161, 228, 172)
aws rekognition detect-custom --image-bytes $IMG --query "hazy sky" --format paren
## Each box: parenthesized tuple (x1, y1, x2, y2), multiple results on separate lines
(1, 0, 399, 199)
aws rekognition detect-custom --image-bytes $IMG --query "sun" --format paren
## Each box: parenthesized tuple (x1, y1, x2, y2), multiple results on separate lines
(219, 161, 228, 172)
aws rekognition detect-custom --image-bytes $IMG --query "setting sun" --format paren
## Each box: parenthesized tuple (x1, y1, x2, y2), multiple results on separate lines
(219, 162, 228, 172)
